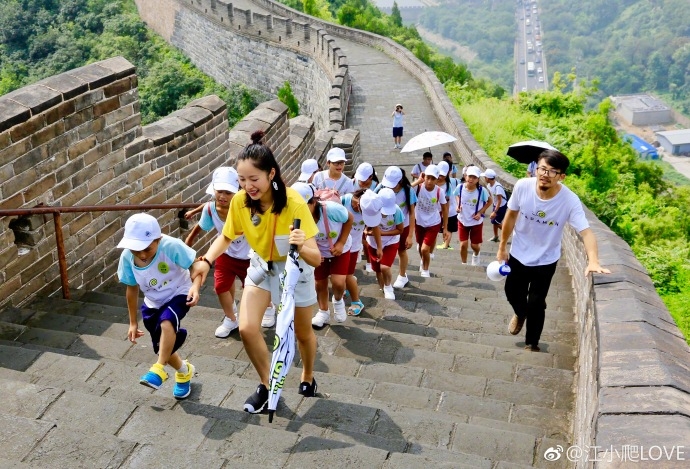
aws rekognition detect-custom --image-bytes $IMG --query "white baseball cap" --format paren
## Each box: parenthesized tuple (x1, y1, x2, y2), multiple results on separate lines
(298, 159, 319, 182)
(381, 166, 403, 188)
(437, 161, 450, 176)
(206, 166, 239, 195)
(360, 190, 382, 227)
(291, 182, 315, 203)
(117, 213, 162, 251)
(482, 168, 497, 179)
(326, 147, 347, 162)
(466, 166, 481, 178)
(354, 162, 374, 182)
(424, 164, 440, 179)
(378, 188, 397, 216)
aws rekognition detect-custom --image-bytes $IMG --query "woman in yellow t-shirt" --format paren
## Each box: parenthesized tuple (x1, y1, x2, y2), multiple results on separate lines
(191, 131, 321, 414)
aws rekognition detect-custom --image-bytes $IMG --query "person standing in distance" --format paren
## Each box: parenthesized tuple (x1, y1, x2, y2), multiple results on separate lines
(497, 150, 610, 352)
(191, 131, 322, 413)
(391, 104, 405, 150)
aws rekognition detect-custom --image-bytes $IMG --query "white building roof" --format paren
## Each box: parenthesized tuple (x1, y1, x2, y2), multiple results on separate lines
(613, 94, 670, 112)
(655, 129, 690, 145)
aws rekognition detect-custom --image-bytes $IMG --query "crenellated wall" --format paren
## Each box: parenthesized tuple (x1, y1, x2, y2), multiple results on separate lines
(0, 58, 227, 308)
(134, 0, 350, 141)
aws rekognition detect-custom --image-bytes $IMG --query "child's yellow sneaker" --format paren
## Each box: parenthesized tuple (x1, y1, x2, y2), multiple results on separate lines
(173, 360, 195, 400)
(139, 363, 168, 390)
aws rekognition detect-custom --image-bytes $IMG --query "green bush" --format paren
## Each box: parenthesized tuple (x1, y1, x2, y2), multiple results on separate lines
(277, 81, 299, 118)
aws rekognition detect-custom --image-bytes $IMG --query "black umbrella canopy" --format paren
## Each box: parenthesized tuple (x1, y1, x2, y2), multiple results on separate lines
(506, 140, 557, 164)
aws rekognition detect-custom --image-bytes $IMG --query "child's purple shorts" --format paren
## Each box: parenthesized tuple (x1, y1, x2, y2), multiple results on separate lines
(141, 294, 190, 355)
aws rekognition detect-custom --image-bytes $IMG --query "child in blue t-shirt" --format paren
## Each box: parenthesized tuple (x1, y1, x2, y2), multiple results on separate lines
(117, 213, 202, 400)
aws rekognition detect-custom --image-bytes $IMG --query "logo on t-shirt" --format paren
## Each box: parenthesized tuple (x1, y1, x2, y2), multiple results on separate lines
(537, 210, 546, 218)
(158, 262, 169, 274)
(149, 278, 158, 287)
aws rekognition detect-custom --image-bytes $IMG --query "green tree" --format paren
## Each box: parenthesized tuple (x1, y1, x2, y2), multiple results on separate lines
(277, 81, 299, 118)
(390, 1, 402, 28)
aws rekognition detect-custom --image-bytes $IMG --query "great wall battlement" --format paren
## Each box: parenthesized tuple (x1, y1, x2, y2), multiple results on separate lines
(1, 0, 689, 465)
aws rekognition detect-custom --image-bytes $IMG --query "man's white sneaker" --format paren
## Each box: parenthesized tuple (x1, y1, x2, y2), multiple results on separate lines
(419, 260, 424, 272)
(420, 270, 430, 278)
(312, 309, 331, 328)
(383, 285, 396, 300)
(393, 274, 409, 289)
(365, 263, 374, 273)
(261, 305, 276, 328)
(332, 296, 347, 323)
(471, 253, 481, 266)
(215, 317, 238, 338)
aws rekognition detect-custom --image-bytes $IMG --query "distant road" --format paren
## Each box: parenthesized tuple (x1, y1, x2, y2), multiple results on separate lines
(515, 0, 547, 95)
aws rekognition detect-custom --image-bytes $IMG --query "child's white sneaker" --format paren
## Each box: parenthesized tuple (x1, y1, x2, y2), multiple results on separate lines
(383, 285, 396, 300)
(215, 317, 239, 338)
(365, 263, 374, 273)
(393, 274, 409, 288)
(471, 253, 481, 266)
(332, 296, 347, 323)
(261, 305, 276, 328)
(420, 270, 430, 278)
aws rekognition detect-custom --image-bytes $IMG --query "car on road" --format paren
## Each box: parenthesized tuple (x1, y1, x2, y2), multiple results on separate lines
(520, 58, 525, 64)
(536, 56, 541, 63)
(538, 76, 544, 83)
(526, 29, 531, 34)
(537, 67, 543, 74)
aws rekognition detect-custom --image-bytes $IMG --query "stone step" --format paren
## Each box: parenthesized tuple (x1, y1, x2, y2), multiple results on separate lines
(0, 356, 546, 466)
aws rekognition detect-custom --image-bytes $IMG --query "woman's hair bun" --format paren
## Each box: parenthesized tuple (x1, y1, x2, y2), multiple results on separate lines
(250, 130, 265, 145)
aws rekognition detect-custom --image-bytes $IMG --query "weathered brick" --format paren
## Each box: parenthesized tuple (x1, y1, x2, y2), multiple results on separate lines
(68, 63, 116, 89)
(99, 174, 127, 198)
(56, 157, 85, 183)
(0, 99, 31, 133)
(30, 120, 65, 148)
(10, 114, 45, 142)
(36, 73, 89, 100)
(5, 84, 62, 114)
(2, 169, 38, 199)
(124, 136, 151, 158)
(70, 162, 98, 189)
(20, 252, 55, 284)
(67, 135, 97, 160)
(64, 107, 93, 131)
(104, 104, 134, 127)
(0, 131, 11, 151)
(13, 145, 48, 174)
(119, 89, 138, 106)
(67, 212, 92, 236)
(83, 142, 111, 166)
(96, 122, 123, 143)
(45, 100, 76, 125)
(93, 96, 120, 118)
(35, 150, 68, 179)
(142, 168, 165, 187)
(51, 179, 72, 199)
(122, 114, 140, 132)
(0, 192, 24, 210)
(3, 247, 38, 280)
(78, 117, 105, 140)
(73, 89, 104, 112)
(103, 77, 134, 98)
(57, 183, 87, 207)
(111, 129, 136, 151)
(115, 156, 145, 178)
(86, 169, 114, 192)
(24, 174, 56, 201)
(0, 276, 21, 303)
(0, 162, 14, 183)
(129, 186, 153, 205)
(96, 219, 122, 245)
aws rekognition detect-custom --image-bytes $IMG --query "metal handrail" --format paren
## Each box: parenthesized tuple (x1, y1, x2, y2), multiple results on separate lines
(0, 203, 202, 299)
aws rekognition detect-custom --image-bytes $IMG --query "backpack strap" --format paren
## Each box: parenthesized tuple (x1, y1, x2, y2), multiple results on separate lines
(321, 203, 334, 249)
(207, 202, 213, 217)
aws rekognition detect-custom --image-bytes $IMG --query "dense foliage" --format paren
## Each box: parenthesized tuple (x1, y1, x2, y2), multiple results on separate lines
(277, 81, 299, 118)
(537, 0, 690, 113)
(0, 0, 264, 126)
(448, 77, 690, 340)
(418, 0, 516, 89)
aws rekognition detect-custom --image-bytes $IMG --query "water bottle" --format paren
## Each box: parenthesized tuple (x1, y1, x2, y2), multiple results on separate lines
(487, 261, 511, 281)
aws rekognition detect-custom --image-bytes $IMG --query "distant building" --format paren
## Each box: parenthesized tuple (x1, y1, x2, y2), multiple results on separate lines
(655, 129, 690, 156)
(611, 94, 672, 126)
(623, 134, 659, 160)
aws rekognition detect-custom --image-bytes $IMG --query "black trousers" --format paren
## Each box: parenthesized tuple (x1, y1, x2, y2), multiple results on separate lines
(504, 255, 558, 347)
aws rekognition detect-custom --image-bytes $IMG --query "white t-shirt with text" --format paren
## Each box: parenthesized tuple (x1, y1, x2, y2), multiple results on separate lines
(454, 184, 490, 227)
(414, 185, 447, 228)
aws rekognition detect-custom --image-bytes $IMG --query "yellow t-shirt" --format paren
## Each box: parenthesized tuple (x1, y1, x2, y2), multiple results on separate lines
(222, 187, 319, 261)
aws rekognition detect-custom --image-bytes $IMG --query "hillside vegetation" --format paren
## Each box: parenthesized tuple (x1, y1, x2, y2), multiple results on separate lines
(0, 0, 264, 126)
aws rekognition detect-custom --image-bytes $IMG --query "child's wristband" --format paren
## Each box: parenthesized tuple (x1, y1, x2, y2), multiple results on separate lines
(197, 256, 213, 268)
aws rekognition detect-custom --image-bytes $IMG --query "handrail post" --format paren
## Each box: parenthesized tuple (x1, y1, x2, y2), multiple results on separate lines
(53, 212, 70, 299)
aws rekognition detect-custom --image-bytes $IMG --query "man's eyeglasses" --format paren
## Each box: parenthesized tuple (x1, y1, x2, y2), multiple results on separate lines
(536, 166, 561, 177)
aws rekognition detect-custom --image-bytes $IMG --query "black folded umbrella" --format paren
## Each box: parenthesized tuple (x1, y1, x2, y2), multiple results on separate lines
(506, 140, 556, 164)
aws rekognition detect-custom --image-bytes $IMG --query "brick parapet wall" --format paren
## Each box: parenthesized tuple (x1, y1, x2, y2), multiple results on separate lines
(0, 58, 226, 308)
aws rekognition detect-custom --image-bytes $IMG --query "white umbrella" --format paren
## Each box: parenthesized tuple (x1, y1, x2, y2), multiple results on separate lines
(400, 131, 457, 153)
(267, 223, 302, 423)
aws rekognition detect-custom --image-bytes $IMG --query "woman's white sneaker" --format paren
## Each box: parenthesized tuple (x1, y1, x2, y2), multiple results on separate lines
(261, 305, 276, 328)
(312, 309, 331, 328)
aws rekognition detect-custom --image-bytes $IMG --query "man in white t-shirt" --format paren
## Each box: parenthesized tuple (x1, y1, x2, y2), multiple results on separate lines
(497, 150, 610, 352)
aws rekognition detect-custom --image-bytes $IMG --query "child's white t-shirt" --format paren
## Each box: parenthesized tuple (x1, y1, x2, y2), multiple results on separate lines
(312, 170, 356, 194)
(366, 207, 405, 249)
(117, 235, 195, 308)
(199, 202, 250, 259)
(508, 178, 589, 266)
(315, 201, 353, 258)
(414, 185, 446, 227)
(342, 193, 366, 252)
(454, 184, 490, 227)
(488, 182, 508, 209)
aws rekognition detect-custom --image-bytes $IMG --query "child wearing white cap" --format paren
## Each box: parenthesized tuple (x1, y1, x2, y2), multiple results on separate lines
(453, 166, 493, 265)
(362, 189, 404, 299)
(482, 168, 508, 242)
(379, 166, 417, 289)
(185, 167, 250, 338)
(413, 164, 448, 277)
(353, 162, 379, 191)
(435, 160, 461, 250)
(292, 182, 355, 328)
(117, 213, 202, 399)
(297, 159, 320, 183)
(312, 147, 355, 194)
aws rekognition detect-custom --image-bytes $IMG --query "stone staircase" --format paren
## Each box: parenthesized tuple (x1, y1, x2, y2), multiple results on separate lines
(0, 227, 576, 468)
